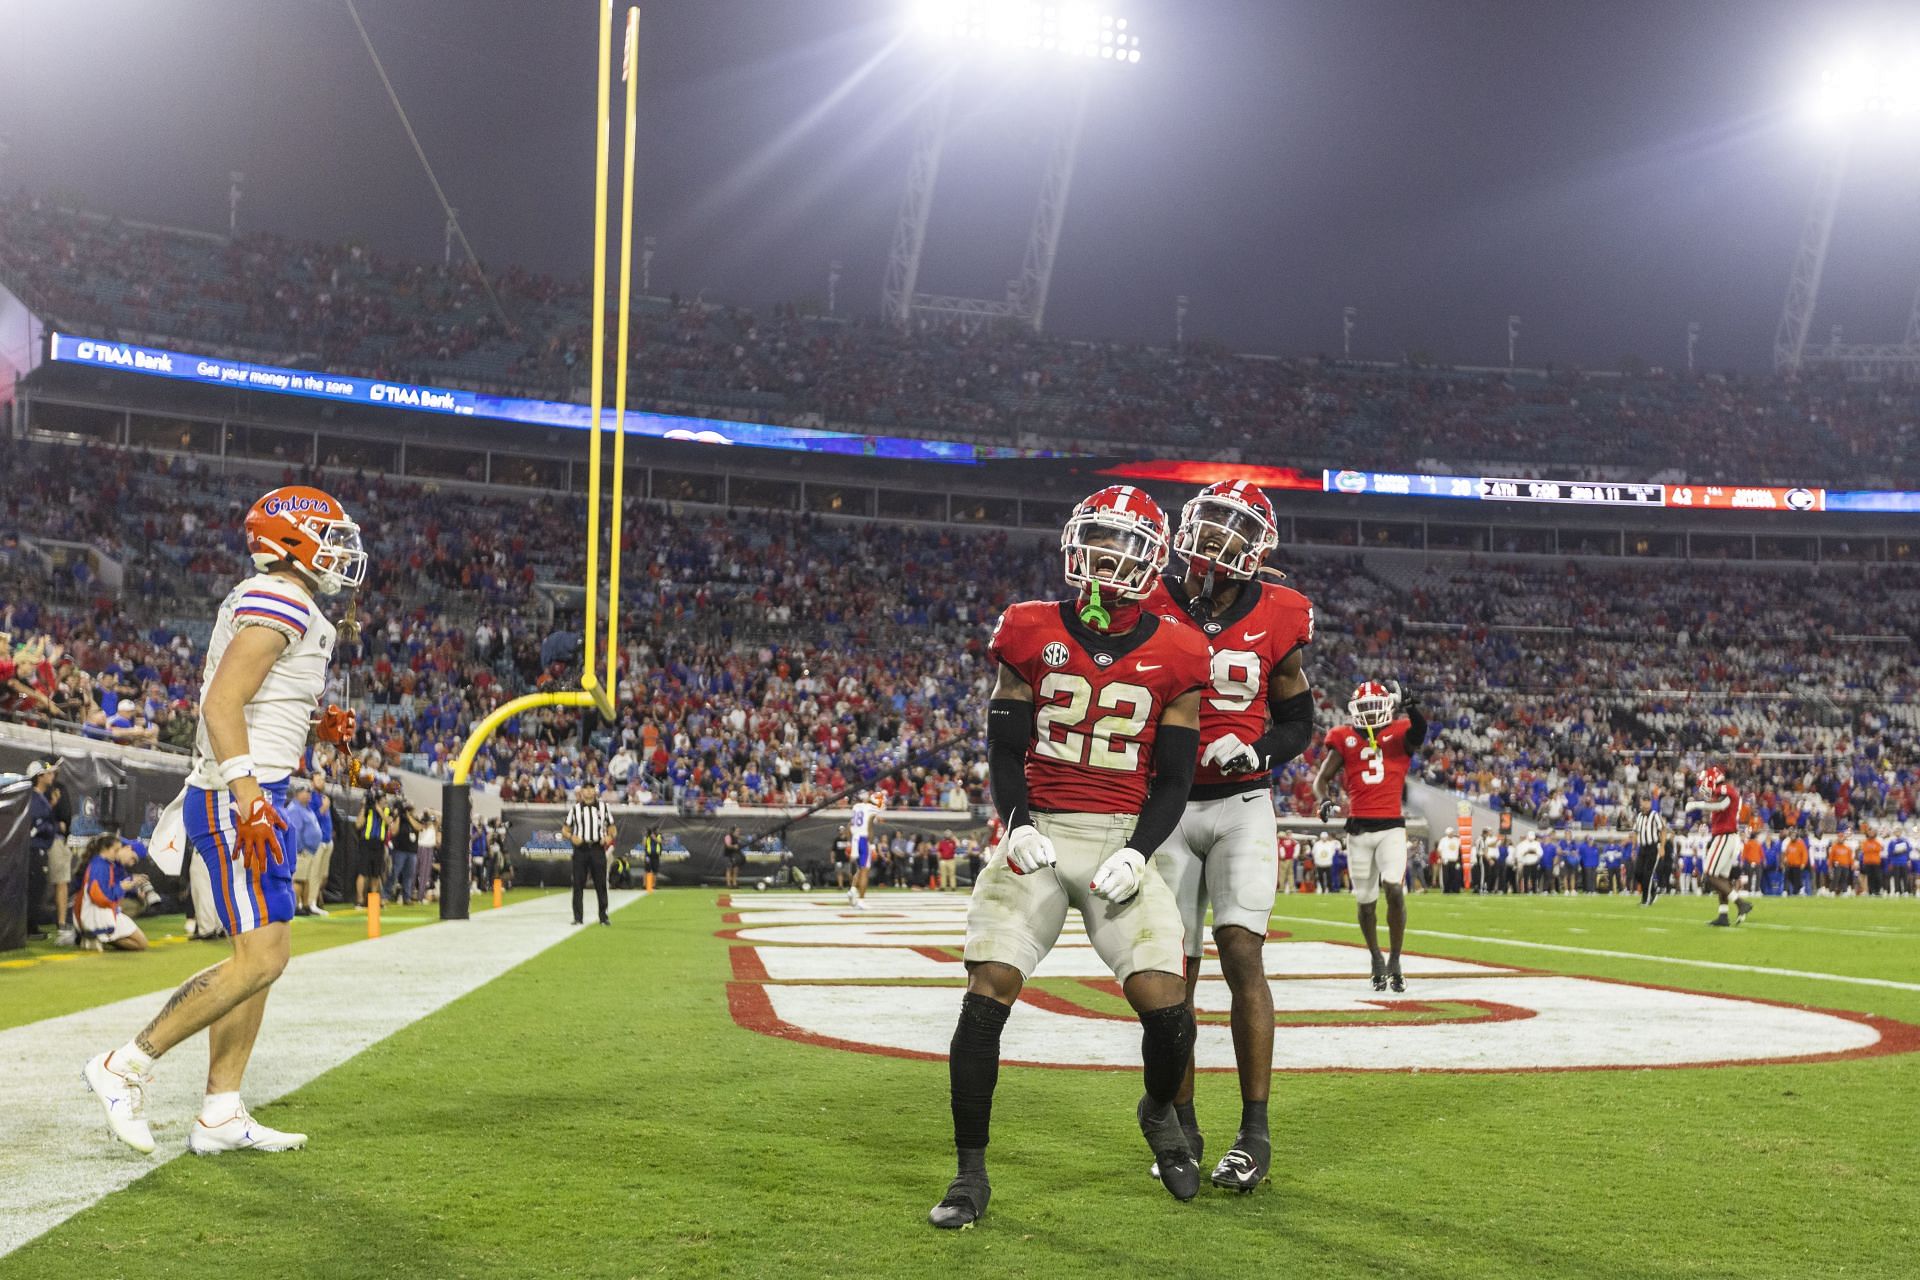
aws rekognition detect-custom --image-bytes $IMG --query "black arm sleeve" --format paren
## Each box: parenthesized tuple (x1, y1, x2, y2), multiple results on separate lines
(1130, 724, 1200, 856)
(987, 698, 1035, 830)
(1404, 706, 1428, 751)
(1254, 689, 1315, 769)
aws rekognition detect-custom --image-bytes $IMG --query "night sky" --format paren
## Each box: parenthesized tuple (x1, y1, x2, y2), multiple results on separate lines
(4, 0, 1919, 371)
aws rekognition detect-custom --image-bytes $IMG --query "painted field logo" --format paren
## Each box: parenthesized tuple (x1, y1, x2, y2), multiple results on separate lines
(721, 897, 1920, 1073)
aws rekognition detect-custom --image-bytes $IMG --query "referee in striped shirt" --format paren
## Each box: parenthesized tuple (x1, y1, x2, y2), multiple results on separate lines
(564, 784, 617, 926)
(1632, 794, 1669, 906)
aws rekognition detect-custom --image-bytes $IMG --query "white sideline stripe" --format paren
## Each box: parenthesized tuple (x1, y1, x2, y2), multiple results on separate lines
(1422, 901, 1920, 942)
(0, 890, 644, 1259)
(1267, 915, 1920, 994)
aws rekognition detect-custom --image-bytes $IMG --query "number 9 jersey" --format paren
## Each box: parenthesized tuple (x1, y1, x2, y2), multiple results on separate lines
(1141, 574, 1314, 792)
(989, 600, 1211, 815)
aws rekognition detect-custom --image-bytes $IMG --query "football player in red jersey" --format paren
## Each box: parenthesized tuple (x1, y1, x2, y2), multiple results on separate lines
(1138, 479, 1315, 1193)
(1312, 679, 1428, 993)
(1686, 765, 1751, 926)
(928, 485, 1212, 1229)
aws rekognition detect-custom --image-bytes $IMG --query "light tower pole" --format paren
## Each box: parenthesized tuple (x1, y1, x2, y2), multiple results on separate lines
(828, 260, 842, 315)
(1507, 315, 1520, 368)
(886, 3, 1143, 332)
(1773, 149, 1846, 375)
(1174, 295, 1187, 350)
(445, 207, 458, 265)
(1687, 321, 1700, 374)
(881, 78, 952, 329)
(228, 171, 245, 236)
(1343, 305, 1356, 358)
(1776, 49, 1920, 378)
(1012, 79, 1088, 332)
(641, 235, 656, 292)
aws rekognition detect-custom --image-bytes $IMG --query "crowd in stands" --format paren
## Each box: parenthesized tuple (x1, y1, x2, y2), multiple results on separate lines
(5, 438, 1918, 847)
(8, 195, 1920, 486)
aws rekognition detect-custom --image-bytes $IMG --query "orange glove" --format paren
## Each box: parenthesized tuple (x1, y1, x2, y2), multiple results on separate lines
(232, 793, 288, 873)
(316, 703, 356, 745)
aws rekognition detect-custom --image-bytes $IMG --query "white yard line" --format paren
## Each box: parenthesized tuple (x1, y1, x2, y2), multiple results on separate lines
(1418, 900, 1920, 941)
(0, 890, 643, 1259)
(1267, 914, 1920, 994)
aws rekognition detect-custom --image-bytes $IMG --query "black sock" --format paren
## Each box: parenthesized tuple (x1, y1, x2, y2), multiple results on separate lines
(950, 993, 1010, 1152)
(1174, 1100, 1198, 1131)
(1240, 1099, 1269, 1139)
(956, 1146, 986, 1176)
(1138, 1002, 1197, 1109)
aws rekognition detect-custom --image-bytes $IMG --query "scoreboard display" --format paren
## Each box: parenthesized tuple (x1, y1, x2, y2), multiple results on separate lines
(1478, 478, 1665, 507)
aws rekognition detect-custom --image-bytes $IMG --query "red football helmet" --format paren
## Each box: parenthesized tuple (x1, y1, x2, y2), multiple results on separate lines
(1348, 680, 1396, 730)
(1061, 485, 1170, 600)
(1697, 765, 1726, 795)
(244, 485, 367, 596)
(1174, 479, 1279, 580)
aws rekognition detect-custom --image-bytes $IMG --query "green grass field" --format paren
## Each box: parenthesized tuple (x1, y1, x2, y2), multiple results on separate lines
(4, 889, 1917, 1279)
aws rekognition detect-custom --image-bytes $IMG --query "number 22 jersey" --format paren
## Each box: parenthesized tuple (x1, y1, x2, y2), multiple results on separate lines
(990, 600, 1210, 815)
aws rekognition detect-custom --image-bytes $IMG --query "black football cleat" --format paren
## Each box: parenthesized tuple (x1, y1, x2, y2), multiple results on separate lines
(1370, 960, 1388, 992)
(928, 1171, 991, 1229)
(1148, 1122, 1203, 1182)
(1138, 1095, 1200, 1202)
(1387, 968, 1406, 994)
(1734, 899, 1754, 925)
(1210, 1132, 1271, 1193)
(1707, 915, 1731, 927)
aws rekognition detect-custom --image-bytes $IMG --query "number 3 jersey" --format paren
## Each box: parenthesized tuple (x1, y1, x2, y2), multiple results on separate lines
(1141, 574, 1314, 793)
(1324, 718, 1416, 820)
(990, 600, 1211, 815)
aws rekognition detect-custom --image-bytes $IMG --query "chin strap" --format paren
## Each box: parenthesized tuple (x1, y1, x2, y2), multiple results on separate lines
(1188, 566, 1219, 619)
(1079, 582, 1112, 631)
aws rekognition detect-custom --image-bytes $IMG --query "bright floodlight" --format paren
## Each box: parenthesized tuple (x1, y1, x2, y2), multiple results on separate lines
(1801, 49, 1920, 127)
(911, 0, 1142, 65)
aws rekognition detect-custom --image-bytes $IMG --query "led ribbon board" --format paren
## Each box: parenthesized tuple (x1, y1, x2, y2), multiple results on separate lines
(45, 333, 1054, 465)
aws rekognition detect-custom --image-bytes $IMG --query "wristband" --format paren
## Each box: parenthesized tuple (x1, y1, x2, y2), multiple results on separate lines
(217, 755, 257, 786)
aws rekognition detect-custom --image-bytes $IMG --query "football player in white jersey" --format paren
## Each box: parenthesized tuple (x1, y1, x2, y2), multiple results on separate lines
(847, 792, 885, 909)
(84, 486, 365, 1156)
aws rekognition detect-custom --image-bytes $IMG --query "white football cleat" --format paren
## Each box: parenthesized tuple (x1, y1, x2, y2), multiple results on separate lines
(188, 1106, 308, 1155)
(308, 904, 329, 918)
(83, 1051, 157, 1154)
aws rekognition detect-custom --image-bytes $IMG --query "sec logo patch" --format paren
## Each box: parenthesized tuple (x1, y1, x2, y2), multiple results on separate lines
(1041, 641, 1070, 667)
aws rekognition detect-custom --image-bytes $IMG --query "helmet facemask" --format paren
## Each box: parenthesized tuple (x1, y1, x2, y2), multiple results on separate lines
(1174, 493, 1277, 581)
(1062, 510, 1166, 601)
(1348, 683, 1395, 731)
(252, 511, 368, 596)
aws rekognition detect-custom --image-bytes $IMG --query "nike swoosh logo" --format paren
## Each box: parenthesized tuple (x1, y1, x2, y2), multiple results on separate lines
(1136, 663, 1162, 672)
(1241, 631, 1267, 643)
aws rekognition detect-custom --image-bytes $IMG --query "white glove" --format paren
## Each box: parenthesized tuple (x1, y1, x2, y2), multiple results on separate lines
(1385, 679, 1403, 707)
(1200, 733, 1262, 775)
(1002, 824, 1058, 876)
(1089, 847, 1146, 904)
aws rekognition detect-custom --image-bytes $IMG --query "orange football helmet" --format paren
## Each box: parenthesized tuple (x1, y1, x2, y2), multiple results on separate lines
(244, 485, 366, 596)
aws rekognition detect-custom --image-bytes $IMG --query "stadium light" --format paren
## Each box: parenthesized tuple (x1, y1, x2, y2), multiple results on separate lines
(910, 0, 1143, 65)
(1800, 48, 1920, 128)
